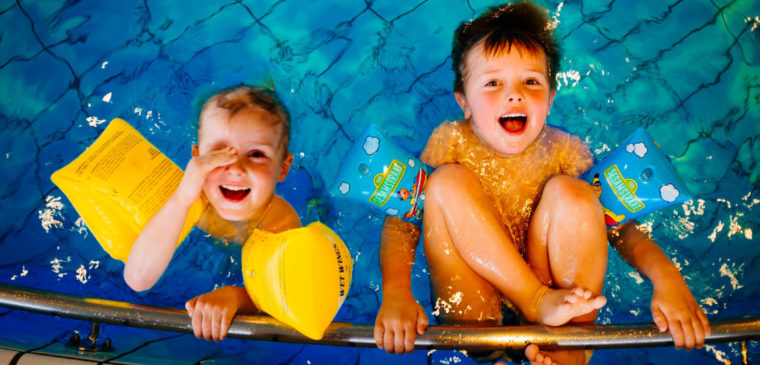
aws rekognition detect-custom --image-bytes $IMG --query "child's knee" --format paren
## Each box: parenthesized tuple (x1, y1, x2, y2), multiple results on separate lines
(544, 175, 602, 214)
(425, 163, 478, 201)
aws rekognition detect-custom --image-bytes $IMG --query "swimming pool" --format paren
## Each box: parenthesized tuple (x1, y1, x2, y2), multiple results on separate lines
(1, 0, 758, 363)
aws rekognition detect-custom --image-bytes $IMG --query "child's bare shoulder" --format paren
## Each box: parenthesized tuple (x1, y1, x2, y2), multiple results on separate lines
(260, 195, 301, 233)
(421, 120, 472, 167)
(543, 126, 593, 176)
(544, 125, 576, 140)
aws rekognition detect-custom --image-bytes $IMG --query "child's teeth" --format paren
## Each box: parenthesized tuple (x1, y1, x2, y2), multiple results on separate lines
(222, 185, 248, 191)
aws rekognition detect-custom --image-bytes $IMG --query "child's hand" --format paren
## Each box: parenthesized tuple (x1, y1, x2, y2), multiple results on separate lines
(176, 146, 237, 203)
(185, 285, 248, 342)
(374, 289, 428, 354)
(651, 273, 711, 349)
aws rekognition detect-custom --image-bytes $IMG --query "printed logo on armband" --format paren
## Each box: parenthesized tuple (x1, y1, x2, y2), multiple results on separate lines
(369, 159, 405, 206)
(604, 165, 645, 213)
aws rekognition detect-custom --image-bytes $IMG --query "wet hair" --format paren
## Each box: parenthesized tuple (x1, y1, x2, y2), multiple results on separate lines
(452, 1, 561, 93)
(200, 86, 291, 158)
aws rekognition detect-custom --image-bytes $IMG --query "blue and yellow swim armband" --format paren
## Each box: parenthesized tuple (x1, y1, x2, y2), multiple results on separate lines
(332, 124, 431, 224)
(583, 128, 692, 228)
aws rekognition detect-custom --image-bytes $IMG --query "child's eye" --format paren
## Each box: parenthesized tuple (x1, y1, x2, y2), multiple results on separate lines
(248, 150, 266, 158)
(525, 78, 540, 86)
(485, 80, 499, 87)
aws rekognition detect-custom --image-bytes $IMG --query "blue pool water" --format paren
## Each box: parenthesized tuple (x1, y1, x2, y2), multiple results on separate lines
(1, 0, 758, 363)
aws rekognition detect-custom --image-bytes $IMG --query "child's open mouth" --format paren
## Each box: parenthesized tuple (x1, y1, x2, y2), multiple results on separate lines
(499, 113, 528, 133)
(219, 184, 250, 202)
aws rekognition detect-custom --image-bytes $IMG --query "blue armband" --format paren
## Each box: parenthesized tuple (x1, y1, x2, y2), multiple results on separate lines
(331, 124, 431, 224)
(583, 127, 692, 228)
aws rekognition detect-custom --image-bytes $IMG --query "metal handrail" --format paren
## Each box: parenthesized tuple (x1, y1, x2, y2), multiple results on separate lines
(0, 283, 758, 351)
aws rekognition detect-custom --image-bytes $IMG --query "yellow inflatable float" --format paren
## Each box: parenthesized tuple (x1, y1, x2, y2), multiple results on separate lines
(51, 118, 203, 262)
(242, 222, 353, 340)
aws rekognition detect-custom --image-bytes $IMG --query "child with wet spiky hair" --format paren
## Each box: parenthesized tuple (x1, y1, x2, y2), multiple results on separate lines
(374, 3, 709, 364)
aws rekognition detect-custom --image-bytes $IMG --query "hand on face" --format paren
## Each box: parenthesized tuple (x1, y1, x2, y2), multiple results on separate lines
(651, 274, 711, 349)
(196, 106, 290, 222)
(175, 146, 238, 204)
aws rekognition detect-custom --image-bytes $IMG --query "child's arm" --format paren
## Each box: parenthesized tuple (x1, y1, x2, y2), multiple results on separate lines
(609, 221, 711, 349)
(374, 216, 428, 355)
(124, 146, 237, 292)
(185, 285, 258, 342)
(184, 196, 300, 342)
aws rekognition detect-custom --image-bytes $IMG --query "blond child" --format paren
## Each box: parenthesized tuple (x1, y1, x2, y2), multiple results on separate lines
(373, 3, 710, 364)
(124, 86, 301, 341)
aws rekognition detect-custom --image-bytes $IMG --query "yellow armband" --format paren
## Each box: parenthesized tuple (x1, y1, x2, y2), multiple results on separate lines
(51, 118, 202, 262)
(242, 222, 353, 340)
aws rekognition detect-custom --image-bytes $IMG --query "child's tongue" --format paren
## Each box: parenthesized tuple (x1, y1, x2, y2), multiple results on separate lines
(220, 185, 250, 202)
(499, 115, 527, 133)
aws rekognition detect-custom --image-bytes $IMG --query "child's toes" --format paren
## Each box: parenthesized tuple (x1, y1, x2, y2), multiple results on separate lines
(525, 344, 539, 360)
(572, 286, 592, 299)
(565, 293, 579, 304)
(593, 295, 607, 308)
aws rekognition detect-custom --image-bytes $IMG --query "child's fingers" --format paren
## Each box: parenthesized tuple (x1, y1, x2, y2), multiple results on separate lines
(697, 308, 711, 336)
(652, 306, 668, 332)
(219, 310, 231, 341)
(393, 328, 406, 354)
(206, 147, 237, 166)
(373, 322, 385, 349)
(686, 308, 707, 348)
(403, 330, 416, 354)
(212, 309, 232, 342)
(190, 147, 237, 174)
(211, 311, 222, 342)
(403, 321, 417, 353)
(681, 318, 697, 349)
(191, 308, 203, 339)
(185, 298, 197, 316)
(416, 308, 428, 335)
(668, 318, 685, 349)
(382, 328, 395, 354)
(202, 310, 214, 341)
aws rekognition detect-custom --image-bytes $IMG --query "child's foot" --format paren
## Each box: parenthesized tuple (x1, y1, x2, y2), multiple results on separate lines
(538, 287, 606, 327)
(525, 344, 588, 365)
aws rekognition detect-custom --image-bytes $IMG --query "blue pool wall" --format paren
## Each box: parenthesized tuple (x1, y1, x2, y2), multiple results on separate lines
(1, 0, 759, 363)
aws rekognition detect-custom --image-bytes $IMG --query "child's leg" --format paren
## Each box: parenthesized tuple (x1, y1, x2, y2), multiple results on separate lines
(423, 164, 604, 325)
(525, 175, 608, 321)
(524, 175, 608, 365)
(423, 190, 502, 324)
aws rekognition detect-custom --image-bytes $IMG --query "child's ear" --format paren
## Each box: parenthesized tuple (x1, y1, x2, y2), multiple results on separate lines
(454, 91, 472, 120)
(192, 145, 199, 157)
(278, 153, 294, 182)
(547, 89, 556, 114)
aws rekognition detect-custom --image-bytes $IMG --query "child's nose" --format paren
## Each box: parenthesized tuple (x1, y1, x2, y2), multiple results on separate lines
(506, 86, 523, 102)
(225, 156, 245, 174)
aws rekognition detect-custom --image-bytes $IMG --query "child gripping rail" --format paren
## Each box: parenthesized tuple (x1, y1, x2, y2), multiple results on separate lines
(371, 3, 710, 364)
(53, 86, 353, 341)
